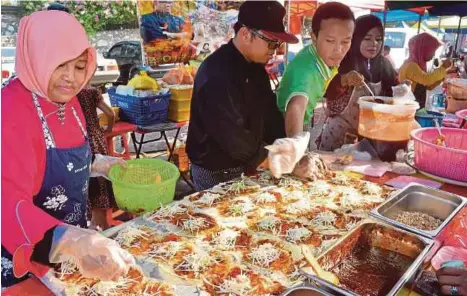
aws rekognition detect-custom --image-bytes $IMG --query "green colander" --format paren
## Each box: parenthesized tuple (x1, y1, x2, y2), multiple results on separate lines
(108, 158, 180, 215)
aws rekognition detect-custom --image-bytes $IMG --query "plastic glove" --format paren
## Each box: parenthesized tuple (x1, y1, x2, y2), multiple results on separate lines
(341, 71, 365, 87)
(49, 225, 135, 281)
(292, 152, 328, 181)
(90, 154, 127, 179)
(265, 132, 310, 179)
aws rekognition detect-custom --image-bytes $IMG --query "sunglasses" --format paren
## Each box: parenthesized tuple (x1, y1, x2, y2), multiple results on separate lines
(248, 28, 283, 50)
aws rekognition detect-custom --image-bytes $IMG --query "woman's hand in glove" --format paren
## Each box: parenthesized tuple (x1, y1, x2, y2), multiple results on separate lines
(292, 152, 328, 181)
(50, 225, 135, 281)
(90, 154, 127, 178)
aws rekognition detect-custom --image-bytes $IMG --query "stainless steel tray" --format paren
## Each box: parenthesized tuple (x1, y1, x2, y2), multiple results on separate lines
(370, 184, 466, 238)
(280, 284, 334, 296)
(301, 219, 433, 296)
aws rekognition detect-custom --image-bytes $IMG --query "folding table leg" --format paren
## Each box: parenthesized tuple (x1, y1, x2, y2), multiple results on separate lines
(130, 132, 138, 157)
(136, 133, 145, 159)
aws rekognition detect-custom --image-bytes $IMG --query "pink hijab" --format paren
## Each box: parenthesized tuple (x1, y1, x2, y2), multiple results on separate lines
(15, 10, 97, 99)
(406, 33, 443, 72)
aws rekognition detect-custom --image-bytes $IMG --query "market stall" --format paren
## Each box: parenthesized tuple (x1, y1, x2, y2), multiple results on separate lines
(3, 2, 467, 296)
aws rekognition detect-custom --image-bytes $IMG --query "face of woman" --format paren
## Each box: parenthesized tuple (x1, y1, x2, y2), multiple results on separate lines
(47, 51, 88, 103)
(360, 27, 383, 59)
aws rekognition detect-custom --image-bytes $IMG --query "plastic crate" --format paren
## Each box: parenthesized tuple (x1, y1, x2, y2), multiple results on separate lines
(108, 87, 170, 126)
(415, 111, 444, 127)
(169, 98, 191, 111)
(169, 86, 193, 101)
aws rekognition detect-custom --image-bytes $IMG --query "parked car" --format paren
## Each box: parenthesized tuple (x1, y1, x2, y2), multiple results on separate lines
(90, 52, 120, 87)
(104, 41, 143, 85)
(1, 47, 16, 83)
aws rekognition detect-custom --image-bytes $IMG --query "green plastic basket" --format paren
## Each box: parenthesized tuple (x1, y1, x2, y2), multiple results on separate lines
(108, 159, 180, 215)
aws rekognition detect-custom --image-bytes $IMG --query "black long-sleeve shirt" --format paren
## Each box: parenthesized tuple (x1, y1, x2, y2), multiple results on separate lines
(186, 40, 285, 171)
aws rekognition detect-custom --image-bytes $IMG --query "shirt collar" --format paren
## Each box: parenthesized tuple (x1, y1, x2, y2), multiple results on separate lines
(308, 44, 338, 81)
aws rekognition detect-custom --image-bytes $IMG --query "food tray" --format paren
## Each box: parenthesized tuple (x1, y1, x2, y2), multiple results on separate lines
(302, 220, 433, 296)
(370, 184, 466, 238)
(279, 283, 334, 296)
(38, 217, 202, 296)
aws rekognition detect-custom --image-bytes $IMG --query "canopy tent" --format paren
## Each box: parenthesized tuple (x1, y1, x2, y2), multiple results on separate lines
(424, 17, 467, 34)
(428, 3, 467, 17)
(385, 1, 460, 11)
(373, 10, 429, 23)
(318, 0, 384, 10)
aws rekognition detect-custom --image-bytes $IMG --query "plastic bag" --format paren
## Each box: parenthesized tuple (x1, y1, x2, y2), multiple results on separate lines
(392, 83, 416, 103)
(162, 65, 194, 85)
(127, 71, 159, 91)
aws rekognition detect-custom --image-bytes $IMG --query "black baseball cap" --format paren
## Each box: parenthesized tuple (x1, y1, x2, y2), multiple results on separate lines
(237, 1, 299, 44)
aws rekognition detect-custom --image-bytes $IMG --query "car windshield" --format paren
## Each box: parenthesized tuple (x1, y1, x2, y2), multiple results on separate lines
(384, 32, 406, 49)
(2, 48, 15, 57)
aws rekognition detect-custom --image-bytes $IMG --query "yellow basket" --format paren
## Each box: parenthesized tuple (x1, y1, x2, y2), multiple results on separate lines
(169, 86, 193, 101)
(169, 108, 190, 122)
(169, 98, 191, 111)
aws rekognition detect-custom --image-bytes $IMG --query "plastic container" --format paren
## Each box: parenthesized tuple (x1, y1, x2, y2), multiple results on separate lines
(411, 128, 467, 182)
(168, 108, 190, 122)
(108, 87, 170, 126)
(169, 98, 191, 111)
(358, 96, 420, 142)
(109, 159, 180, 215)
(446, 78, 467, 98)
(169, 85, 193, 101)
(415, 110, 445, 127)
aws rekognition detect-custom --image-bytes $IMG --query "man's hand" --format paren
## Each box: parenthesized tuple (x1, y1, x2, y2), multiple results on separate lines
(341, 71, 365, 87)
(437, 267, 467, 296)
(292, 152, 328, 181)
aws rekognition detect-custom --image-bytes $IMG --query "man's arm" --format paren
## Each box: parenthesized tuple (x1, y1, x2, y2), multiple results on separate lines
(285, 95, 308, 137)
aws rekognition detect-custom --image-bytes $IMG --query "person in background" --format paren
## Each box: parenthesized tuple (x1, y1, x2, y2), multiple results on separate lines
(1, 11, 133, 288)
(140, 0, 189, 43)
(186, 1, 298, 191)
(398, 33, 452, 108)
(276, 2, 355, 140)
(77, 87, 116, 230)
(383, 45, 396, 69)
(317, 15, 399, 151)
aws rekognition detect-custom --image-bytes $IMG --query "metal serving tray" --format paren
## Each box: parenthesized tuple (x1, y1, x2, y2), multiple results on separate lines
(370, 184, 466, 238)
(301, 219, 433, 296)
(280, 284, 334, 296)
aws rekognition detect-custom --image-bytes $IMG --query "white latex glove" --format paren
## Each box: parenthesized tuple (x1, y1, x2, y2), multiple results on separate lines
(265, 132, 310, 179)
(90, 154, 127, 179)
(50, 225, 135, 281)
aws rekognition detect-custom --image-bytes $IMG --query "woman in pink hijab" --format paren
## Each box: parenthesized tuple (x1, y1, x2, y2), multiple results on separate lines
(1, 11, 134, 288)
(399, 33, 453, 108)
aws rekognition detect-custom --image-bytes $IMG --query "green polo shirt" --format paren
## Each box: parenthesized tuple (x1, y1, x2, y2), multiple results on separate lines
(277, 44, 338, 124)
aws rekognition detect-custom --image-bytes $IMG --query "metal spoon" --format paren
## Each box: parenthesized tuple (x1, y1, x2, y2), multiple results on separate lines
(362, 81, 376, 98)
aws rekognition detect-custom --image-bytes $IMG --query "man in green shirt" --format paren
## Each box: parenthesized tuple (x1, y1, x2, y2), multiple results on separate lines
(277, 2, 357, 137)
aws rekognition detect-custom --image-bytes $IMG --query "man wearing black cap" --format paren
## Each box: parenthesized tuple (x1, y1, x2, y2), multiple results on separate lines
(186, 1, 298, 191)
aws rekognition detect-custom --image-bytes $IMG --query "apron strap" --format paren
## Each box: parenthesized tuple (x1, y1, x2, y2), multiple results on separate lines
(71, 107, 87, 138)
(31, 93, 88, 150)
(31, 93, 56, 149)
